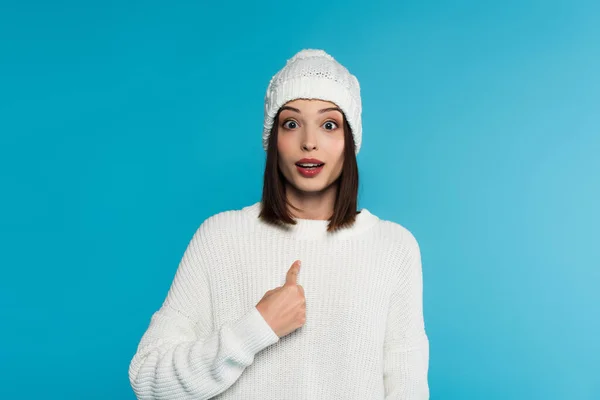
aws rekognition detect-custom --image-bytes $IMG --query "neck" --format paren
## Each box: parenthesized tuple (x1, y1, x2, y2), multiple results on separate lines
(284, 182, 338, 221)
(243, 201, 380, 240)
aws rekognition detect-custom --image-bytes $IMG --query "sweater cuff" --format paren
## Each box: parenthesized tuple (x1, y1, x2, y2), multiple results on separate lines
(228, 306, 280, 356)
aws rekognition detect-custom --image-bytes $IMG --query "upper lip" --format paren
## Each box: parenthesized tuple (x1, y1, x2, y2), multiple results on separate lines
(296, 158, 324, 165)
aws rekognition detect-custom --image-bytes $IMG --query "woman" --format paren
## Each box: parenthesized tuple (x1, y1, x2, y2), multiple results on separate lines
(128, 49, 430, 399)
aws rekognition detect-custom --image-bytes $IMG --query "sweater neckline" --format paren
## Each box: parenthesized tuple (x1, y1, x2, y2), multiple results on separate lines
(241, 201, 379, 239)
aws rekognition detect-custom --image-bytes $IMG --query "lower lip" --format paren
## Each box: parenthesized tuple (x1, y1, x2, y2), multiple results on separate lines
(296, 164, 325, 177)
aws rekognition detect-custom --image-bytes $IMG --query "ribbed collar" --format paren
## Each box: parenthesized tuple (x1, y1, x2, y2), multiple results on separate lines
(241, 201, 379, 240)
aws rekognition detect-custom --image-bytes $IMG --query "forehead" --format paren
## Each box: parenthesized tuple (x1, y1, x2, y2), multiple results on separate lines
(282, 98, 339, 110)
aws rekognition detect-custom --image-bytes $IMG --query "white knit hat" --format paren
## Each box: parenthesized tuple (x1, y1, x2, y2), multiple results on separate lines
(262, 49, 362, 155)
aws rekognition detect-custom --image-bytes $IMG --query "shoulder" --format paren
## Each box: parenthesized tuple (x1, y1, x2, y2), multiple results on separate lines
(373, 217, 424, 286)
(374, 216, 421, 258)
(181, 204, 255, 262)
(194, 202, 257, 239)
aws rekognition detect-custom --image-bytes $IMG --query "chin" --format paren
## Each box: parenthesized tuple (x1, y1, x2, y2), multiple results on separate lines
(293, 178, 333, 194)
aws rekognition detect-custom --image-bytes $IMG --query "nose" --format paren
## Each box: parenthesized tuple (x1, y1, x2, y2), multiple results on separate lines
(301, 126, 318, 151)
(302, 142, 317, 151)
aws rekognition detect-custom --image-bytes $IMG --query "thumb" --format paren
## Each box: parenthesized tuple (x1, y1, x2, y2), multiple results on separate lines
(284, 260, 301, 287)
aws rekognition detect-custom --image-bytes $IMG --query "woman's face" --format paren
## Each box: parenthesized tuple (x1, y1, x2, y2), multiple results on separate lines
(277, 98, 345, 194)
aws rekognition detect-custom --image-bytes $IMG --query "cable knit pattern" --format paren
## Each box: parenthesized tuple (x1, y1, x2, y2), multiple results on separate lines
(128, 201, 429, 399)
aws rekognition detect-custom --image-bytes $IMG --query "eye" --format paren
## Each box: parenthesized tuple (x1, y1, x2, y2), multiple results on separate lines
(323, 120, 338, 131)
(282, 120, 298, 129)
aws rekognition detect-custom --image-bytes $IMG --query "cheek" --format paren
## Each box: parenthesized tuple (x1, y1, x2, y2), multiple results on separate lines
(327, 137, 345, 160)
(277, 133, 294, 153)
(323, 133, 344, 149)
(277, 138, 294, 170)
(332, 141, 345, 169)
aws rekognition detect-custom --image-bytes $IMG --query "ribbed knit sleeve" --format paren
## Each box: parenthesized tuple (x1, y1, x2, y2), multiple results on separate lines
(128, 217, 281, 400)
(383, 228, 430, 399)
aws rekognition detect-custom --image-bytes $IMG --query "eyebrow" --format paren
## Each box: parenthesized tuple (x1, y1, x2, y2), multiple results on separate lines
(279, 106, 343, 115)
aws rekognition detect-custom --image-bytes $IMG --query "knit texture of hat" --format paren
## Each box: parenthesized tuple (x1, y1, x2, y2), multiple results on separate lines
(262, 49, 363, 155)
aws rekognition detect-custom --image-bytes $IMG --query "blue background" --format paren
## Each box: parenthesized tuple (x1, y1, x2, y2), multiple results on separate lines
(1, 0, 599, 399)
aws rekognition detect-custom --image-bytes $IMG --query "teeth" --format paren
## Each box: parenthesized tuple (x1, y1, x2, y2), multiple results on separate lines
(298, 163, 322, 167)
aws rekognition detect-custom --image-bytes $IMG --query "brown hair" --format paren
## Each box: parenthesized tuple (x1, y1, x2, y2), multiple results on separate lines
(258, 107, 361, 233)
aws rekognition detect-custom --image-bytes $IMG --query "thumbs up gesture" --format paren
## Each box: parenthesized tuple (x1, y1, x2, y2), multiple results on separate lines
(256, 260, 306, 338)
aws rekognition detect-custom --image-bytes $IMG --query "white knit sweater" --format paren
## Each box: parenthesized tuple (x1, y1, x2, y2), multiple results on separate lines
(128, 201, 430, 399)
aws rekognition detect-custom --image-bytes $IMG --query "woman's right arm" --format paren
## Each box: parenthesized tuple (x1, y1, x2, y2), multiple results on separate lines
(128, 217, 280, 400)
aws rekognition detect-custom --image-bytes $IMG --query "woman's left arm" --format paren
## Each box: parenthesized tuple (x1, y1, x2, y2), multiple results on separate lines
(383, 230, 430, 399)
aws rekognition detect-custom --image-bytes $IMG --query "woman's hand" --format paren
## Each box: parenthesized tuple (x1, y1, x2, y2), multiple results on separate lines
(255, 260, 306, 338)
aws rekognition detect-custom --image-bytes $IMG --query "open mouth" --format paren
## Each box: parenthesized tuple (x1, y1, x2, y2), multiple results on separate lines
(295, 163, 325, 177)
(295, 163, 325, 169)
